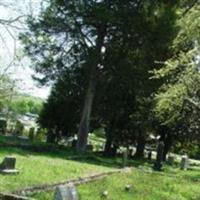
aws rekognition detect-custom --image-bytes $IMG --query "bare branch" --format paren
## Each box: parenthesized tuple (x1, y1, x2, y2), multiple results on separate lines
(0, 15, 25, 25)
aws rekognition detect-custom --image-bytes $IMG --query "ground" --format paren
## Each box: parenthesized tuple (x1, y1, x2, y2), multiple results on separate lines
(0, 135, 200, 200)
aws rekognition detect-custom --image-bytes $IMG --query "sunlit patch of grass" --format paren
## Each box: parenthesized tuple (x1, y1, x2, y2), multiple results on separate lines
(32, 167, 200, 200)
(0, 147, 114, 192)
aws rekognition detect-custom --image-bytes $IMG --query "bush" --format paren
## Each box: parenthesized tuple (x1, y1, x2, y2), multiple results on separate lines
(35, 128, 47, 142)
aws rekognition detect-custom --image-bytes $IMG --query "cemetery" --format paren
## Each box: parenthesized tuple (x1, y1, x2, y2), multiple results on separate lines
(0, 134, 200, 199)
(0, 0, 200, 199)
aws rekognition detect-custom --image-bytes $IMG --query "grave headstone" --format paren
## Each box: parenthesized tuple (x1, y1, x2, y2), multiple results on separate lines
(0, 156, 19, 174)
(54, 184, 78, 200)
(180, 155, 189, 170)
(147, 151, 152, 161)
(167, 155, 175, 165)
(122, 149, 128, 168)
(153, 141, 164, 171)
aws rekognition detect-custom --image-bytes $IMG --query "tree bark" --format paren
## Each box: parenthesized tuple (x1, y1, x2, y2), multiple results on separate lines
(76, 74, 96, 152)
(104, 134, 113, 156)
(163, 133, 172, 161)
(134, 130, 146, 159)
(76, 26, 106, 152)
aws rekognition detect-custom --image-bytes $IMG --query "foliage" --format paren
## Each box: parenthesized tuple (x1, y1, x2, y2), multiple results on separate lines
(0, 75, 15, 112)
(153, 3, 200, 145)
(38, 68, 84, 136)
(35, 128, 47, 142)
(31, 1, 178, 153)
(9, 95, 43, 115)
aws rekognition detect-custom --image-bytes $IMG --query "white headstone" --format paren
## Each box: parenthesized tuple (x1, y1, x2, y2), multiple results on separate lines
(54, 184, 79, 200)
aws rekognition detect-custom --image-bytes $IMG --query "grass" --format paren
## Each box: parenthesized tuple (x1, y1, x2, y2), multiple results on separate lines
(31, 166, 200, 200)
(0, 146, 118, 193)
(1, 134, 200, 200)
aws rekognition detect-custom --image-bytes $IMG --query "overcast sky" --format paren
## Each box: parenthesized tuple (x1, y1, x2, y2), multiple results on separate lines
(0, 0, 50, 99)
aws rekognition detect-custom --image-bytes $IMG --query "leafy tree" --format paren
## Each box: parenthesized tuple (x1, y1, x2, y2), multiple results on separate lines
(97, 0, 178, 157)
(21, 0, 178, 154)
(39, 66, 85, 139)
(8, 95, 43, 115)
(153, 2, 200, 157)
(21, 0, 115, 151)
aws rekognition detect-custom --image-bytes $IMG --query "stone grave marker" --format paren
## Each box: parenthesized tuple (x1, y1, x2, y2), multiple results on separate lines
(167, 155, 175, 165)
(122, 149, 128, 168)
(54, 184, 79, 200)
(0, 156, 19, 174)
(180, 155, 189, 170)
(147, 151, 152, 161)
(153, 141, 164, 171)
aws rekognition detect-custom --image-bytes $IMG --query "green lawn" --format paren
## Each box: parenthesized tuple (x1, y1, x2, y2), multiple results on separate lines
(0, 147, 116, 192)
(31, 166, 200, 200)
(1, 135, 200, 200)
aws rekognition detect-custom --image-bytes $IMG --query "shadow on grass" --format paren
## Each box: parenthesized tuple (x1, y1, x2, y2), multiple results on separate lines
(0, 136, 148, 170)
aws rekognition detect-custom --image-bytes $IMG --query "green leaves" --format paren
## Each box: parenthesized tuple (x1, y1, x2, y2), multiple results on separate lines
(153, 2, 200, 132)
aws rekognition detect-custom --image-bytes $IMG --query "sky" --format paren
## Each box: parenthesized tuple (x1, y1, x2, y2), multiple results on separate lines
(0, 0, 50, 99)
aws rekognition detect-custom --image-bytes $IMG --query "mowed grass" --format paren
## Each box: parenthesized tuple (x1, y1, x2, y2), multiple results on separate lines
(32, 167, 200, 200)
(0, 147, 116, 193)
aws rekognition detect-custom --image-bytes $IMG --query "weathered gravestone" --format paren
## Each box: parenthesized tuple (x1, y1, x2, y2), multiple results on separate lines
(147, 151, 152, 161)
(153, 141, 164, 171)
(167, 155, 175, 165)
(0, 156, 19, 174)
(54, 184, 79, 200)
(122, 149, 128, 168)
(180, 155, 189, 170)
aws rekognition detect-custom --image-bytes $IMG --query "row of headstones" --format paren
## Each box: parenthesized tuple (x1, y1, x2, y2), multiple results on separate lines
(0, 150, 189, 176)
(153, 141, 189, 171)
(121, 142, 190, 171)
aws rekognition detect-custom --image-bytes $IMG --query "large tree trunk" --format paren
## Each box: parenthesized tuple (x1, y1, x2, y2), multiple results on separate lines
(76, 26, 106, 152)
(163, 133, 172, 161)
(134, 130, 146, 159)
(104, 133, 113, 156)
(76, 73, 96, 152)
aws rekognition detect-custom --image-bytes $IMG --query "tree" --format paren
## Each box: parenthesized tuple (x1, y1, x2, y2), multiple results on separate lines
(21, 0, 116, 151)
(153, 1, 200, 157)
(39, 66, 85, 139)
(21, 0, 179, 154)
(98, 0, 178, 157)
